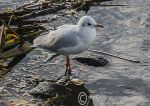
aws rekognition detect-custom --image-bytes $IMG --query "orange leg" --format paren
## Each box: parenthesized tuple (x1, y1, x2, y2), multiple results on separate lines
(65, 55, 71, 77)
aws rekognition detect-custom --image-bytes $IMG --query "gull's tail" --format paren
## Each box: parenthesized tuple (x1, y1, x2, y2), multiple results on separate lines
(33, 34, 49, 48)
(29, 44, 37, 48)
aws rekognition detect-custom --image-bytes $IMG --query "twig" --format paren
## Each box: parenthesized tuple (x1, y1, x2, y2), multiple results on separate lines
(8, 14, 14, 25)
(88, 49, 140, 63)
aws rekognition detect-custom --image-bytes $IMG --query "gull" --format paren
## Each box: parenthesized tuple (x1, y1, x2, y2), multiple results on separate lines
(33, 16, 104, 78)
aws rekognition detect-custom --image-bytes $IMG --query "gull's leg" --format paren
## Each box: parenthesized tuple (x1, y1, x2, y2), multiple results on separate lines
(65, 56, 69, 75)
(65, 55, 71, 77)
(67, 55, 71, 76)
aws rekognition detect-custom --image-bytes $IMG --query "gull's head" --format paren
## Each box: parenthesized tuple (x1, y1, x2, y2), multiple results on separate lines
(77, 16, 104, 28)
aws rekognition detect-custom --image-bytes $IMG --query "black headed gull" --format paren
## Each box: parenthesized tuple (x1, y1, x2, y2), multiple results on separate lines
(33, 16, 104, 78)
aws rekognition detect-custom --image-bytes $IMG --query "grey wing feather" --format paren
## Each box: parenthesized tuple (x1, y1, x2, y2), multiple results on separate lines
(49, 32, 78, 51)
(34, 24, 78, 52)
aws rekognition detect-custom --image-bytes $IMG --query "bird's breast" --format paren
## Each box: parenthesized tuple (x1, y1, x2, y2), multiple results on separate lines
(79, 28, 96, 45)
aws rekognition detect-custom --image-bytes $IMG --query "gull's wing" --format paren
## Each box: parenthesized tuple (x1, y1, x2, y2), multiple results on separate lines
(33, 24, 79, 52)
(57, 24, 72, 29)
(48, 25, 79, 52)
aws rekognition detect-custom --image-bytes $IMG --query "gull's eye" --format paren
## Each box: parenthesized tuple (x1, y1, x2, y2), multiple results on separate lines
(87, 23, 91, 26)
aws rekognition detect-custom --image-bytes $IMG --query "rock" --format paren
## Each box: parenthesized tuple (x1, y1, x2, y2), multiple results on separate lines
(20, 67, 28, 72)
(17, 80, 27, 89)
(29, 81, 56, 98)
(25, 75, 45, 86)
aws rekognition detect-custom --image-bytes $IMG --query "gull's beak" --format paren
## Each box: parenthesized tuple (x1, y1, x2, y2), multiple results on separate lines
(96, 24, 104, 28)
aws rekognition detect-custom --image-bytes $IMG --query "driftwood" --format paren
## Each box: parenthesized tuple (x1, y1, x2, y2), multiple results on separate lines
(0, 4, 65, 25)
(0, 42, 32, 60)
(18, 3, 66, 20)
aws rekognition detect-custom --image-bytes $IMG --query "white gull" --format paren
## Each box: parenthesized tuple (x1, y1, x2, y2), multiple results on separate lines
(33, 16, 104, 77)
